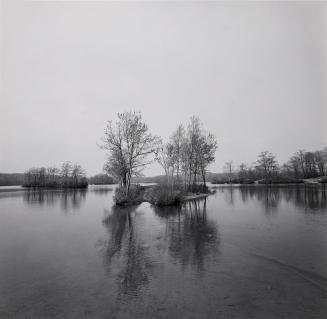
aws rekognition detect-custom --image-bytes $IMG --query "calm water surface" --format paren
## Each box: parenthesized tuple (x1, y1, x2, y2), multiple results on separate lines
(0, 185, 326, 318)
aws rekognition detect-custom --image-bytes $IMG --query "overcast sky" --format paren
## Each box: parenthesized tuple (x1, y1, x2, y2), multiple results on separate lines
(0, 0, 326, 176)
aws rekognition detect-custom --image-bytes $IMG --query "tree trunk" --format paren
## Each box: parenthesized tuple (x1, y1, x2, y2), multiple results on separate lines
(202, 168, 206, 187)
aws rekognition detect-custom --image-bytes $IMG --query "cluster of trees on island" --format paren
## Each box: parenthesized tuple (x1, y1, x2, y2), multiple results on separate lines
(101, 111, 217, 205)
(23, 162, 88, 188)
(220, 148, 327, 185)
(155, 117, 217, 192)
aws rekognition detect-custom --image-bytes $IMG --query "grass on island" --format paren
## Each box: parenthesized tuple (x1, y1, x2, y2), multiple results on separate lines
(114, 183, 211, 207)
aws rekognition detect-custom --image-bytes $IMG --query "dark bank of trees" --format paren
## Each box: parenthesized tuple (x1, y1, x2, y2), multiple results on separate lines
(214, 147, 327, 184)
(89, 174, 116, 185)
(24, 162, 88, 188)
(0, 173, 24, 186)
(282, 148, 327, 180)
(101, 111, 217, 206)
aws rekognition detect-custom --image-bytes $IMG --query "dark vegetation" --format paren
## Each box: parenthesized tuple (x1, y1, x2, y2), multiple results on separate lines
(23, 162, 88, 188)
(147, 183, 209, 206)
(0, 172, 115, 187)
(132, 172, 227, 184)
(89, 174, 116, 185)
(113, 184, 146, 206)
(146, 183, 184, 206)
(213, 148, 327, 185)
(0, 173, 24, 186)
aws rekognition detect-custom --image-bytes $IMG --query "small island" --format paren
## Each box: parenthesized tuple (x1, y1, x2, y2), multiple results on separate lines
(100, 111, 217, 206)
(112, 183, 212, 207)
(23, 162, 88, 189)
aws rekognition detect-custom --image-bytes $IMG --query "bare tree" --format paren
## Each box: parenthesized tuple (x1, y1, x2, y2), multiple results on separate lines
(61, 161, 73, 186)
(294, 150, 306, 178)
(187, 116, 202, 188)
(169, 124, 185, 179)
(198, 133, 217, 187)
(238, 163, 248, 183)
(255, 151, 278, 184)
(180, 138, 191, 191)
(102, 111, 160, 194)
(71, 164, 86, 187)
(103, 153, 128, 187)
(156, 117, 217, 192)
(155, 142, 176, 195)
(47, 166, 60, 186)
(304, 151, 318, 177)
(224, 161, 234, 184)
(289, 155, 302, 179)
(314, 147, 327, 176)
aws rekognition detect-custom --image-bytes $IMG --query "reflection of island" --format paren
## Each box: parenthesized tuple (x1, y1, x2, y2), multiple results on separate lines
(240, 187, 281, 213)
(23, 189, 87, 211)
(154, 198, 220, 271)
(99, 205, 152, 298)
(230, 186, 327, 212)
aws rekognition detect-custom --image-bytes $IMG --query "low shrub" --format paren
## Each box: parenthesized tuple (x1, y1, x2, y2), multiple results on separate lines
(114, 184, 143, 206)
(188, 183, 208, 194)
(22, 179, 88, 189)
(238, 180, 255, 184)
(147, 183, 184, 206)
(320, 176, 327, 183)
(211, 179, 227, 184)
(257, 177, 302, 184)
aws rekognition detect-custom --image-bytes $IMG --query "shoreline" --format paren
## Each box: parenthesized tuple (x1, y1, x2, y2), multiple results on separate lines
(210, 183, 326, 187)
(180, 193, 209, 201)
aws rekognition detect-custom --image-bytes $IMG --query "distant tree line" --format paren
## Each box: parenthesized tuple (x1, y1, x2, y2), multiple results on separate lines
(89, 174, 116, 185)
(282, 148, 327, 179)
(216, 147, 327, 184)
(0, 173, 24, 186)
(24, 162, 88, 188)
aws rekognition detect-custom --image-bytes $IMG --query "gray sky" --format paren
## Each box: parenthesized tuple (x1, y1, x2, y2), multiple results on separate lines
(1, 0, 326, 176)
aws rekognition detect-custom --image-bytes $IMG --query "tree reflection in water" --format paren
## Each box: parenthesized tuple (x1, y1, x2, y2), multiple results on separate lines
(89, 187, 113, 196)
(154, 198, 220, 272)
(228, 185, 327, 212)
(23, 189, 87, 212)
(99, 205, 152, 299)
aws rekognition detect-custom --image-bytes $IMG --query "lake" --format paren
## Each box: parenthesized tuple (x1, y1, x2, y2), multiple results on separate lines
(0, 185, 326, 318)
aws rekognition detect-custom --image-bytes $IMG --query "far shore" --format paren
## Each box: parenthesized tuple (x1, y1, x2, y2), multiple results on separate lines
(0, 182, 325, 194)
